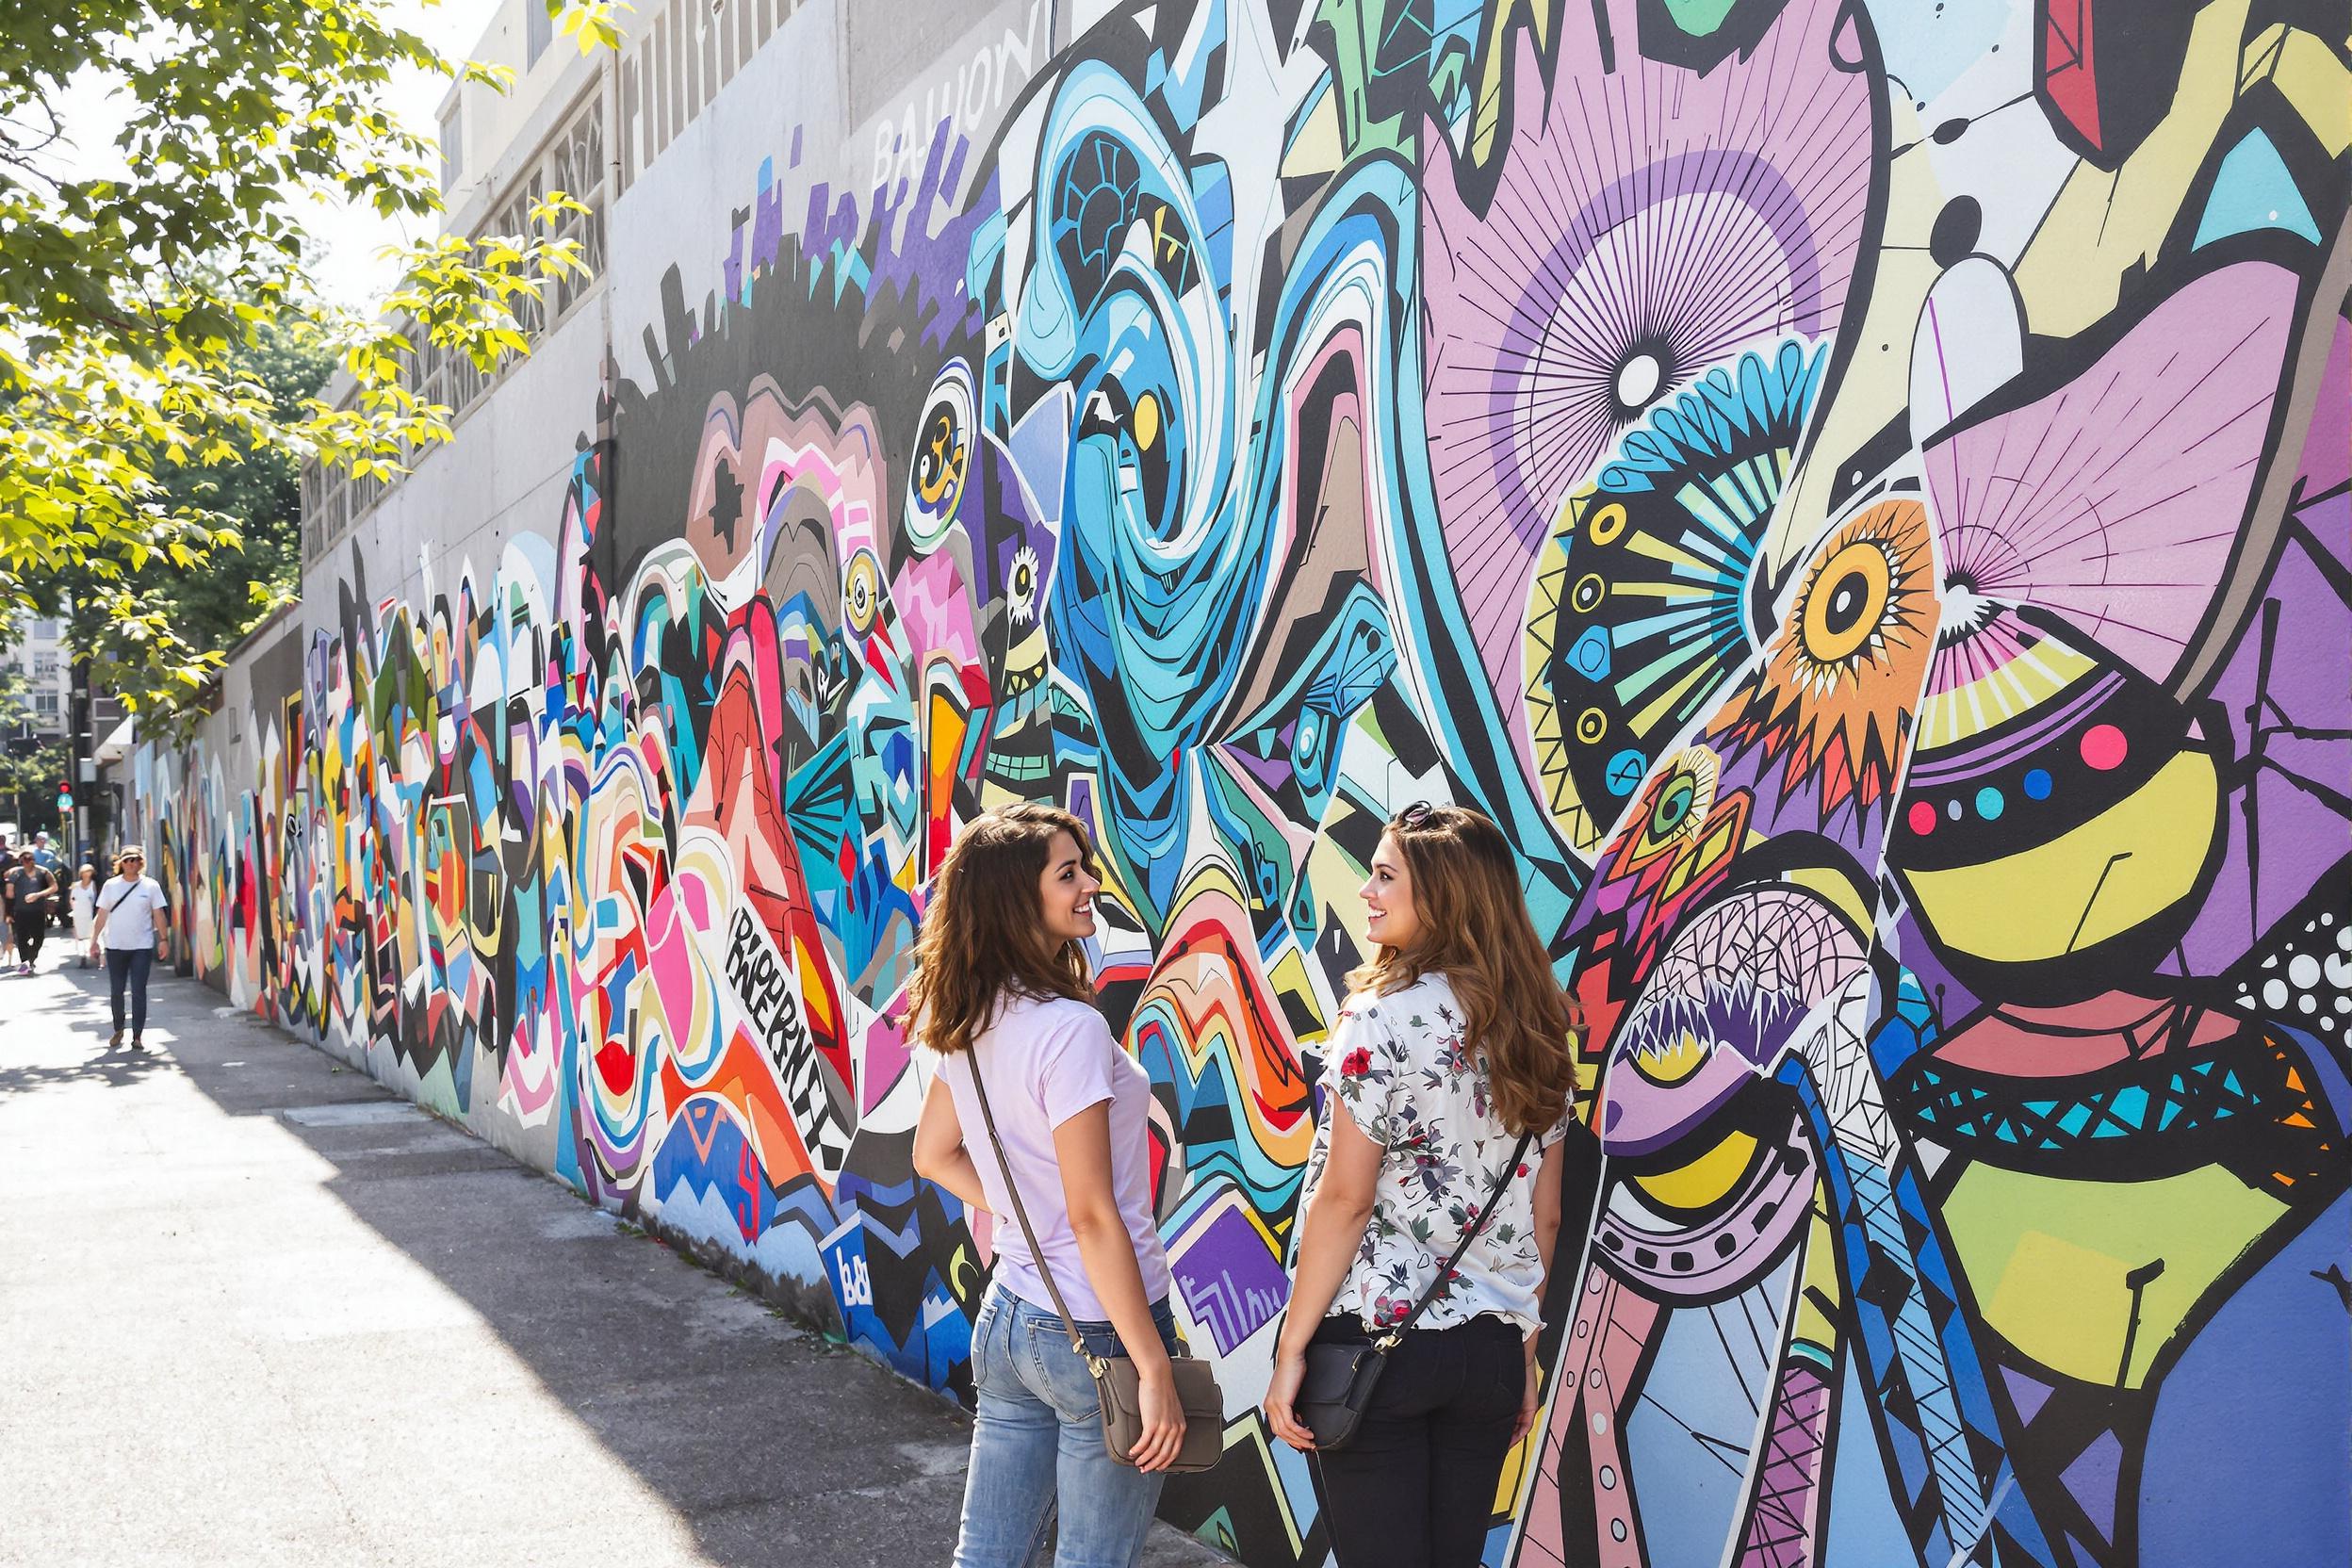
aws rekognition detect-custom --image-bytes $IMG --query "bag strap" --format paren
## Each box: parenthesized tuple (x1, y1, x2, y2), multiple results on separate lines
(961, 1039, 1105, 1375)
(1376, 1131, 1534, 1350)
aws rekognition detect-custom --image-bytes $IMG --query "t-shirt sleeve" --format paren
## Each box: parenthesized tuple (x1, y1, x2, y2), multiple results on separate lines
(1325, 1001, 1408, 1149)
(1036, 1004, 1119, 1130)
(1537, 1101, 1575, 1152)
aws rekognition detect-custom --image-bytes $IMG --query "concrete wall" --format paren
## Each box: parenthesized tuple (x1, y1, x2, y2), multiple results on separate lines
(134, 2, 2351, 1564)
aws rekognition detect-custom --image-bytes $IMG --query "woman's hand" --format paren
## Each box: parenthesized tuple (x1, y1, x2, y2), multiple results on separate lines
(1261, 1348, 1317, 1451)
(1510, 1346, 1542, 1446)
(1129, 1360, 1189, 1472)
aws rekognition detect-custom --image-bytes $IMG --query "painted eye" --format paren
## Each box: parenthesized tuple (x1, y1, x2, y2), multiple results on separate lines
(1006, 544, 1041, 627)
(842, 552, 882, 636)
(1650, 777, 1696, 838)
(1713, 499, 1936, 815)
(1801, 539, 1895, 666)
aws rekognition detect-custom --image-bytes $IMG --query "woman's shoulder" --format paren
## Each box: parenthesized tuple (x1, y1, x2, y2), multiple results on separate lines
(1373, 972, 1460, 1029)
(988, 990, 1110, 1042)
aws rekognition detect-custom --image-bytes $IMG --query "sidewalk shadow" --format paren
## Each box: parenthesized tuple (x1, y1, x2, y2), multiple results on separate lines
(94, 965, 1001, 1568)
(0, 962, 173, 1091)
(0, 1051, 172, 1092)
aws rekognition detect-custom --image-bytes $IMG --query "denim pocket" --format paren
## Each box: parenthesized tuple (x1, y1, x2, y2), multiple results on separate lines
(1026, 1320, 1105, 1423)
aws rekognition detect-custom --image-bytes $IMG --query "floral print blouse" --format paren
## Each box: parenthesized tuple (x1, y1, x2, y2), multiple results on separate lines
(1301, 972, 1566, 1334)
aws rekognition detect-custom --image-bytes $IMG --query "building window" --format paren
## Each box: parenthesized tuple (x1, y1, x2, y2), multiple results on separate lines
(32, 690, 58, 718)
(439, 102, 464, 190)
(32, 652, 57, 680)
(29, 618, 58, 640)
(528, 1, 555, 66)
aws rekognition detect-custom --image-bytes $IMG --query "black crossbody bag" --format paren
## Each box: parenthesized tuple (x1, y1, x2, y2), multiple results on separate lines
(1295, 1131, 1532, 1450)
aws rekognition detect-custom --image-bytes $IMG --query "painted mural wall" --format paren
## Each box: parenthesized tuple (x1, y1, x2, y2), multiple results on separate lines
(135, 1, 2350, 1564)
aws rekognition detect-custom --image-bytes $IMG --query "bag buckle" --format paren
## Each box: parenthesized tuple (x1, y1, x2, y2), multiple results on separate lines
(1373, 1330, 1402, 1352)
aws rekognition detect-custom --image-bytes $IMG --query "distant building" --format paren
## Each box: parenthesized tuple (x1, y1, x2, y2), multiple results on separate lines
(4, 613, 71, 738)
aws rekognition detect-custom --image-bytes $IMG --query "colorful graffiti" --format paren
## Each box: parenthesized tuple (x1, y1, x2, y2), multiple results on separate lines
(136, 1, 2348, 1563)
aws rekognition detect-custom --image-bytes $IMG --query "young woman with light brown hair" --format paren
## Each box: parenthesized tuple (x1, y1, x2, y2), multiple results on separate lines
(909, 802, 1188, 1568)
(1261, 802, 1580, 1568)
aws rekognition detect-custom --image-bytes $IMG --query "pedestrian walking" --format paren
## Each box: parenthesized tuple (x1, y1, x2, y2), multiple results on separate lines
(88, 848, 172, 1051)
(910, 804, 1203, 1568)
(7, 848, 59, 972)
(69, 862, 99, 968)
(1260, 803, 1580, 1568)
(32, 832, 62, 935)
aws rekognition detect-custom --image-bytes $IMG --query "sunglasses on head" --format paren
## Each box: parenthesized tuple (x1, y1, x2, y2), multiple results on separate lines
(1394, 800, 1435, 829)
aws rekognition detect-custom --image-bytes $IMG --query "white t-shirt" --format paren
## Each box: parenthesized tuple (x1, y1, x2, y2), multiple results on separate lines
(97, 875, 169, 951)
(933, 992, 1172, 1323)
(1303, 972, 1568, 1333)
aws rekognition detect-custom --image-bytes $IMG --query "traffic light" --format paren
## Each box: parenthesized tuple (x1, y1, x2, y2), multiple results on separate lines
(57, 777, 72, 814)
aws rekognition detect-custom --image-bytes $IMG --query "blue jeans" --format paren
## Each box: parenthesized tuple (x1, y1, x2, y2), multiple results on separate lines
(952, 1286, 1178, 1568)
(106, 946, 154, 1037)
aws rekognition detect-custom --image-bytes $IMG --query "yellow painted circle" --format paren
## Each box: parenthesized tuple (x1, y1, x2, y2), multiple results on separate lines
(1586, 501, 1627, 547)
(1133, 390, 1160, 452)
(1802, 540, 1891, 664)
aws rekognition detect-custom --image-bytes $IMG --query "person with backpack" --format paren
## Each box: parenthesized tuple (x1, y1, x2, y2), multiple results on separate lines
(88, 847, 172, 1050)
(1260, 803, 1580, 1568)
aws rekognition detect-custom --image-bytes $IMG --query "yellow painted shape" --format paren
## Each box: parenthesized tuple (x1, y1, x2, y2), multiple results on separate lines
(1916, 637, 2100, 753)
(1629, 658, 1718, 736)
(1943, 1161, 2285, 1385)
(1629, 1026, 1712, 1087)
(1783, 864, 1875, 939)
(1626, 530, 1710, 574)
(2243, 26, 2352, 156)
(1631, 1128, 1758, 1211)
(1267, 946, 1329, 1045)
(1903, 749, 2217, 962)
(2013, 0, 2253, 337)
(1280, 83, 1346, 180)
(1133, 390, 1160, 453)
(1762, 91, 1944, 580)
(1792, 1187, 1843, 1353)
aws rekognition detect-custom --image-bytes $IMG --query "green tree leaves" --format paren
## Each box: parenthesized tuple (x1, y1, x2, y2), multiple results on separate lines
(0, 3, 612, 734)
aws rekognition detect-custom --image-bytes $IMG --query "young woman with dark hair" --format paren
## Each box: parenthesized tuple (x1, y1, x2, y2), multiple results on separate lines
(1261, 802, 1581, 1568)
(910, 803, 1188, 1568)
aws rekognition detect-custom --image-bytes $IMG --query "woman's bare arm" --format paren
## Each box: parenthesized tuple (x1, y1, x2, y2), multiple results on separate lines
(1262, 1107, 1382, 1448)
(910, 1073, 990, 1212)
(1054, 1102, 1187, 1471)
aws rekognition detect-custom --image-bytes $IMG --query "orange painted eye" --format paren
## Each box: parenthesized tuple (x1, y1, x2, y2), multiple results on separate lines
(1800, 537, 1894, 666)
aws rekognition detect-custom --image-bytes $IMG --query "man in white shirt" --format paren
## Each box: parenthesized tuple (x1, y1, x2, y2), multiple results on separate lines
(89, 848, 172, 1051)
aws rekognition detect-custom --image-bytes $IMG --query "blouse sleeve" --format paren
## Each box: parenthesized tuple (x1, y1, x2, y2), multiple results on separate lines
(1325, 1000, 1410, 1149)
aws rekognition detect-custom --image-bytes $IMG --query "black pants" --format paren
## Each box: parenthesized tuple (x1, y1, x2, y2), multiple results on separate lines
(1309, 1314, 1525, 1568)
(12, 914, 44, 964)
(107, 947, 154, 1037)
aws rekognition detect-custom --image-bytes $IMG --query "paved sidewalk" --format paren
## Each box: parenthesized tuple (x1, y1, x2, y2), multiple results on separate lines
(0, 954, 1227, 1567)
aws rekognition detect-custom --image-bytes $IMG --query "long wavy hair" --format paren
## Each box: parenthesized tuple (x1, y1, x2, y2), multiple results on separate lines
(907, 803, 1098, 1055)
(1349, 803, 1580, 1137)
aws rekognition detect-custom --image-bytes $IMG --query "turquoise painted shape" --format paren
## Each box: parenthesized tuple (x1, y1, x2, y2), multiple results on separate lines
(2194, 130, 2323, 249)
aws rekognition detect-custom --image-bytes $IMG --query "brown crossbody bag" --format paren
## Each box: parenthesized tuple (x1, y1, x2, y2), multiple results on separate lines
(964, 1046, 1226, 1473)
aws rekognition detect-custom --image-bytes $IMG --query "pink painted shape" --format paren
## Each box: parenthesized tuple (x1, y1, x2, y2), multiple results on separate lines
(1924, 261, 2300, 684)
(1516, 1262, 1660, 1567)
(1418, 0, 1872, 763)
